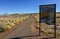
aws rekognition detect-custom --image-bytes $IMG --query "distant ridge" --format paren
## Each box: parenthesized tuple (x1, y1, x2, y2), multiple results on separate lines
(0, 12, 60, 16)
(56, 12, 60, 14)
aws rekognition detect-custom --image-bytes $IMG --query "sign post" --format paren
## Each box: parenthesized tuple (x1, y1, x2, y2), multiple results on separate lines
(39, 4, 56, 38)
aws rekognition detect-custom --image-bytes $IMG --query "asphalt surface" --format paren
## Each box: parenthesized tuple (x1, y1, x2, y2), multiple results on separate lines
(1, 16, 40, 39)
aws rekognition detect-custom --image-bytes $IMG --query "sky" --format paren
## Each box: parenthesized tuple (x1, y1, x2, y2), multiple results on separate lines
(0, 0, 60, 14)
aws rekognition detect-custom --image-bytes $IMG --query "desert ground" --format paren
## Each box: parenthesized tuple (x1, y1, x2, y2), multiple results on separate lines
(0, 13, 60, 39)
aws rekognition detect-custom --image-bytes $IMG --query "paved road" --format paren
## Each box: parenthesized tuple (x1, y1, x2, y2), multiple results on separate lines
(1, 16, 40, 39)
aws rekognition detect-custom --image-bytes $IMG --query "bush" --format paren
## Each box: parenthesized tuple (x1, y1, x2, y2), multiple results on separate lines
(0, 27, 5, 32)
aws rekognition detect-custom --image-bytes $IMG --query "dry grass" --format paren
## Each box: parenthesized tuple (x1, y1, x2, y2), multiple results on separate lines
(0, 15, 29, 31)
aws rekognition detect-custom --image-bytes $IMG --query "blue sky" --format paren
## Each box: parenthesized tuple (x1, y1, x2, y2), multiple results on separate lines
(0, 0, 60, 14)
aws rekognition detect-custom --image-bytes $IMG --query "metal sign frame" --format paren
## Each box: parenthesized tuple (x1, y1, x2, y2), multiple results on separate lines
(39, 4, 56, 38)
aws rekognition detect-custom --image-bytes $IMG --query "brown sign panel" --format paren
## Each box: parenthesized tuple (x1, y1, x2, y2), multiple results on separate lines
(39, 4, 56, 38)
